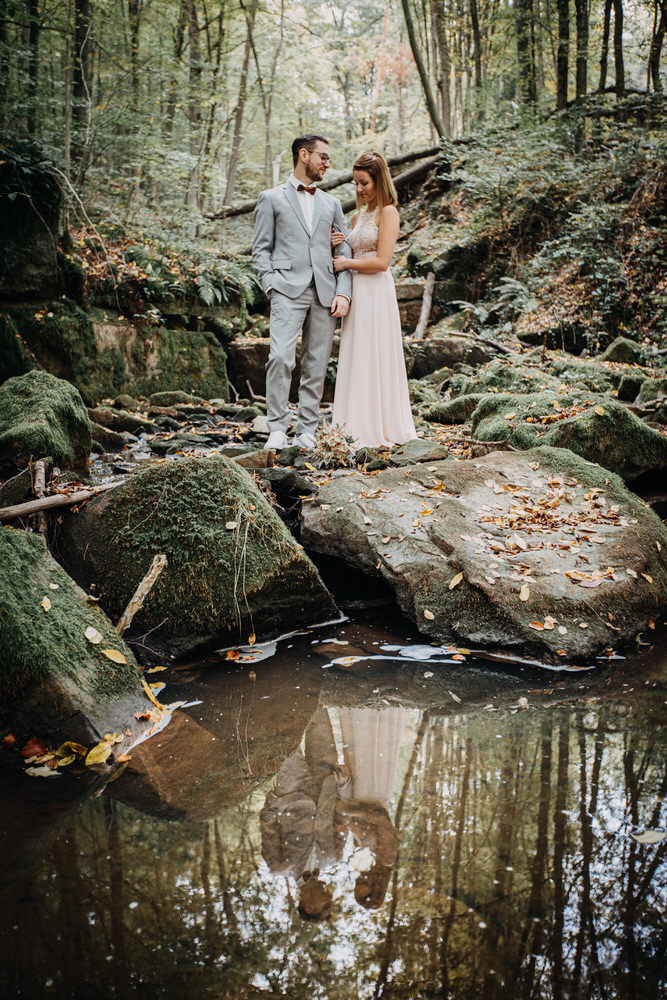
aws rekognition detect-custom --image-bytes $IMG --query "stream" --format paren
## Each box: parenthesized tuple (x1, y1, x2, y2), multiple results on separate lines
(1, 601, 666, 999)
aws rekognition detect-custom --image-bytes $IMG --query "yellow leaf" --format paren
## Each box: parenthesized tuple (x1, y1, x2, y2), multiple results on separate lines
(423, 609, 435, 620)
(594, 406, 605, 416)
(141, 677, 164, 710)
(304, 462, 316, 471)
(57, 741, 88, 757)
(85, 741, 113, 766)
(641, 573, 653, 584)
(504, 412, 516, 420)
(449, 572, 463, 590)
(528, 621, 545, 631)
(579, 622, 589, 628)
(57, 754, 76, 767)
(520, 584, 530, 601)
(85, 626, 103, 645)
(248, 633, 256, 645)
(41, 596, 51, 612)
(146, 665, 167, 673)
(102, 649, 128, 664)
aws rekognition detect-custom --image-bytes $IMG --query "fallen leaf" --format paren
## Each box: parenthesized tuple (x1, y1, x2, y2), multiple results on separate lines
(26, 766, 60, 778)
(528, 621, 545, 631)
(558, 625, 568, 634)
(21, 737, 49, 758)
(49, 582, 59, 590)
(104, 732, 124, 744)
(57, 754, 76, 767)
(519, 584, 530, 602)
(423, 609, 435, 620)
(225, 521, 237, 529)
(85, 741, 113, 766)
(579, 622, 589, 629)
(57, 741, 87, 757)
(448, 690, 462, 704)
(594, 406, 605, 416)
(85, 626, 103, 645)
(626, 568, 638, 578)
(248, 633, 256, 645)
(304, 462, 316, 471)
(641, 573, 653, 584)
(3, 733, 16, 749)
(117, 752, 132, 763)
(423, 671, 434, 678)
(146, 665, 167, 673)
(630, 830, 666, 844)
(449, 572, 463, 590)
(101, 649, 128, 664)
(41, 596, 51, 612)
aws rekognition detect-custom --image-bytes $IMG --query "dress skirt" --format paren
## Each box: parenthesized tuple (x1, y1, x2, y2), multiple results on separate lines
(332, 269, 417, 449)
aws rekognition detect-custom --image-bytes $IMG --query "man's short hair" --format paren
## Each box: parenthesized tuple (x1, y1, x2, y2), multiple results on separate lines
(292, 133, 329, 166)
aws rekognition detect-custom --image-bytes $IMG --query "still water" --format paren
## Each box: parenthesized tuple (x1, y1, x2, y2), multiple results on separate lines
(1, 608, 666, 999)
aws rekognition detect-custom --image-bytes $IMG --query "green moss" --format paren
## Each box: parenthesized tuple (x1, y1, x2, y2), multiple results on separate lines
(425, 393, 487, 424)
(0, 528, 140, 700)
(0, 370, 92, 470)
(471, 390, 667, 480)
(61, 455, 335, 645)
(0, 312, 36, 381)
(149, 390, 207, 406)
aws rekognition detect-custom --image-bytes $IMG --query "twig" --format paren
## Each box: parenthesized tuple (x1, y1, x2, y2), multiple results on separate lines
(0, 480, 124, 522)
(32, 460, 48, 538)
(116, 553, 168, 635)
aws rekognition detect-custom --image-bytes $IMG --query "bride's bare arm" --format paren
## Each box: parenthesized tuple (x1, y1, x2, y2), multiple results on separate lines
(333, 206, 399, 273)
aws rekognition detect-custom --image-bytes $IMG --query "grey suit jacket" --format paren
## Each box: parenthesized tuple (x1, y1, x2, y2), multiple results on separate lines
(252, 182, 352, 306)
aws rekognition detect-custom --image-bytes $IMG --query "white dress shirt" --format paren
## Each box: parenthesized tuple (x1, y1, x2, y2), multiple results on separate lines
(289, 174, 316, 232)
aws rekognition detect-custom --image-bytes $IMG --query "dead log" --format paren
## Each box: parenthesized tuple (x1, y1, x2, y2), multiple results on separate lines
(208, 147, 444, 220)
(0, 480, 124, 522)
(412, 272, 436, 340)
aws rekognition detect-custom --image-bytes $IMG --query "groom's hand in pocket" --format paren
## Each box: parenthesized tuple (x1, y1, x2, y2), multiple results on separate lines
(330, 295, 349, 318)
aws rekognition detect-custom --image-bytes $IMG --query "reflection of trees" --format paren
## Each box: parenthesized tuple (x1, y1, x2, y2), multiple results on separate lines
(2, 704, 667, 999)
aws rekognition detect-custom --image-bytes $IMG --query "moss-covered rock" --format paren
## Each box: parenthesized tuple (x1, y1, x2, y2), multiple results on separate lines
(0, 527, 143, 741)
(638, 377, 667, 403)
(57, 455, 338, 660)
(0, 370, 92, 471)
(301, 447, 667, 664)
(470, 391, 667, 481)
(148, 390, 207, 406)
(448, 359, 563, 399)
(598, 336, 645, 365)
(425, 393, 487, 424)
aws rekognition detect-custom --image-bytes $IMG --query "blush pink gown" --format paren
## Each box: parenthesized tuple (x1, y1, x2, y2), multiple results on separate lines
(332, 208, 417, 448)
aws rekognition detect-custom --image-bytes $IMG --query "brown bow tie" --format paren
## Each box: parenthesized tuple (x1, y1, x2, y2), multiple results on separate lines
(297, 184, 316, 195)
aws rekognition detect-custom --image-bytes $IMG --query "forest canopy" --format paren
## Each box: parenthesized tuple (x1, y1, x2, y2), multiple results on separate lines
(0, 0, 665, 245)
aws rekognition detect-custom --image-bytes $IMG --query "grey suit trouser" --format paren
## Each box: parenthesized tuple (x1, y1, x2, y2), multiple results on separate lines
(266, 281, 335, 437)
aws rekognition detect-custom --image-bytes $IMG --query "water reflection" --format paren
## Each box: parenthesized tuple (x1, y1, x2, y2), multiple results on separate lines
(1, 620, 667, 999)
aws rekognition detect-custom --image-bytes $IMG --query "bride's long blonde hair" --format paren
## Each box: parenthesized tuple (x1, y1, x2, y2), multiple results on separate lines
(353, 151, 398, 212)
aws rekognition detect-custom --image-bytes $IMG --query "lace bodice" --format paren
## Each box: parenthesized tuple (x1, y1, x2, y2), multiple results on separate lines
(349, 208, 379, 258)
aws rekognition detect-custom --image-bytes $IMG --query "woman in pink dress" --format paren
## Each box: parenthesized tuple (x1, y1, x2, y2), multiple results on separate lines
(331, 152, 417, 449)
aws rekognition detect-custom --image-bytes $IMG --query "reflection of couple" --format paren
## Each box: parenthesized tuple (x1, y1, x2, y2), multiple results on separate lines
(259, 707, 402, 922)
(252, 133, 416, 451)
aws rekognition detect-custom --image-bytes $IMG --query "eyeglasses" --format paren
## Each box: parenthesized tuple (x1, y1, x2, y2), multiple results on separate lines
(310, 151, 331, 163)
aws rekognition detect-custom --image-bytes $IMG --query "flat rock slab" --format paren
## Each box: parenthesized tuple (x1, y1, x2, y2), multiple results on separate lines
(301, 446, 667, 665)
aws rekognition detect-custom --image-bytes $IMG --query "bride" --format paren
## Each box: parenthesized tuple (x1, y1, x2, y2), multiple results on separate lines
(331, 151, 417, 449)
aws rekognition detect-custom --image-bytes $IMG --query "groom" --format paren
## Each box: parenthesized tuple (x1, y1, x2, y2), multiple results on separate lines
(252, 134, 352, 451)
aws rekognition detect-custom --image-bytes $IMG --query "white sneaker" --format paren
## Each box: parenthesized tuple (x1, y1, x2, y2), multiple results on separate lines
(293, 432, 316, 450)
(265, 431, 288, 450)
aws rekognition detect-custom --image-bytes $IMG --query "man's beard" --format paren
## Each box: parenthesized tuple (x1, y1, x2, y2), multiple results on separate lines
(305, 162, 321, 182)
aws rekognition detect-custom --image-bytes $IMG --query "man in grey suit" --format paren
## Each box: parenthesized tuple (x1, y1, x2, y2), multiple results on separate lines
(252, 134, 352, 451)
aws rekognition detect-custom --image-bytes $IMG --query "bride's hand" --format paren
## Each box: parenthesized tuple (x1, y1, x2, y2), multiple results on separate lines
(331, 228, 345, 249)
(333, 256, 349, 272)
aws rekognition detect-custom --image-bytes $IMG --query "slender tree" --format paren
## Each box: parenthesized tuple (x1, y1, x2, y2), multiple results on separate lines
(556, 0, 570, 109)
(401, 0, 447, 137)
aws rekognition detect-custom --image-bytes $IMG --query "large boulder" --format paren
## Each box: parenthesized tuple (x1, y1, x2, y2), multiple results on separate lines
(406, 336, 496, 378)
(0, 143, 64, 300)
(225, 336, 338, 403)
(300, 447, 667, 665)
(0, 528, 143, 742)
(57, 455, 338, 661)
(470, 391, 667, 481)
(0, 370, 92, 472)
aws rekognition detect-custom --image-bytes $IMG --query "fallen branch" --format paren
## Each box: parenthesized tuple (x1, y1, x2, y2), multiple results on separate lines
(32, 460, 48, 537)
(116, 554, 168, 636)
(412, 272, 435, 341)
(0, 480, 124, 522)
(208, 148, 444, 220)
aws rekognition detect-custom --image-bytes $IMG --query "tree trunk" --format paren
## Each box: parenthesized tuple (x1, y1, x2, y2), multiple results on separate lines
(575, 0, 588, 98)
(0, 0, 10, 127)
(185, 0, 202, 211)
(164, 0, 188, 142)
(401, 0, 447, 137)
(598, 0, 612, 91)
(648, 4, 665, 92)
(469, 0, 483, 89)
(222, 0, 256, 207)
(23, 0, 40, 136)
(432, 0, 452, 136)
(556, 0, 569, 109)
(613, 0, 625, 98)
(127, 0, 141, 113)
(516, 0, 536, 104)
(72, 0, 92, 171)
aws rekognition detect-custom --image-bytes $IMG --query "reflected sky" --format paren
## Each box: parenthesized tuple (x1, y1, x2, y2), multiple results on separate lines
(2, 610, 666, 999)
